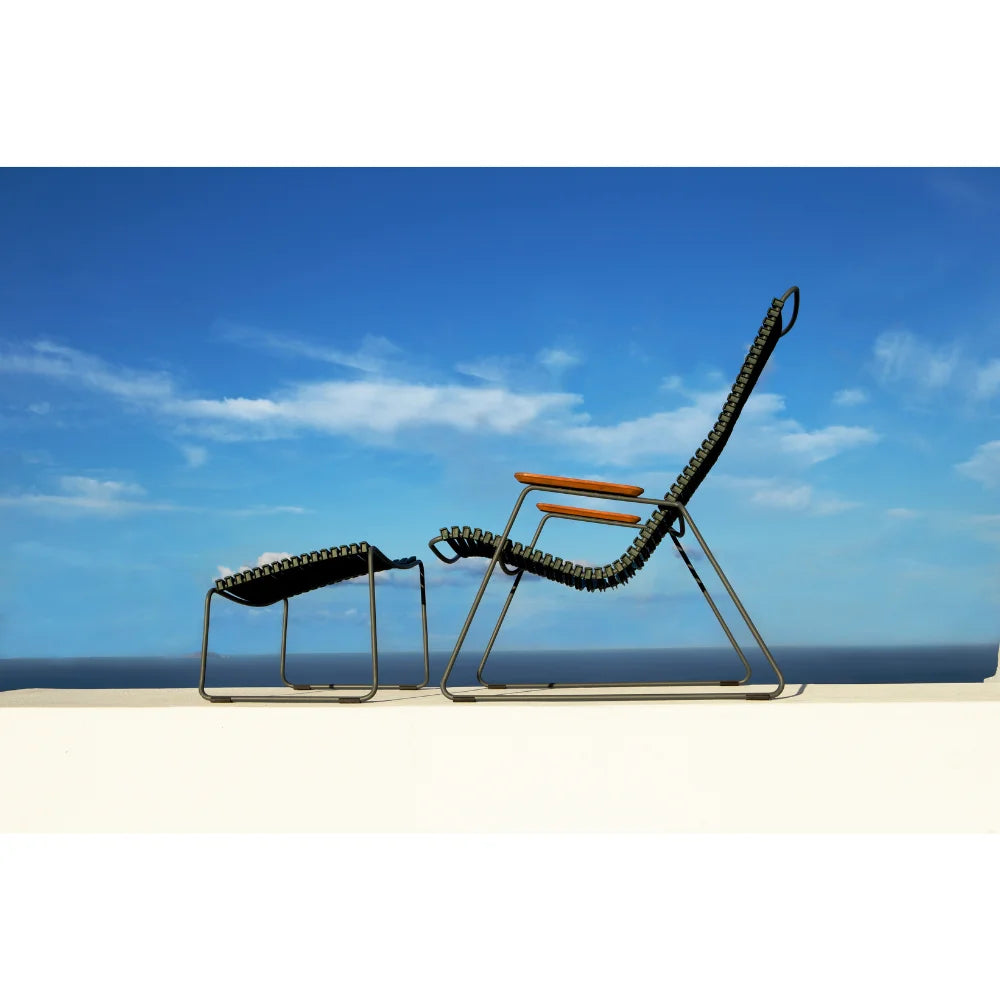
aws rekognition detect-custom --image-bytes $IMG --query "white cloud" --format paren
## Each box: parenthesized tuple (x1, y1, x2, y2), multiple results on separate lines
(217, 326, 403, 374)
(963, 514, 1000, 547)
(812, 497, 862, 515)
(27, 401, 50, 415)
(60, 476, 146, 500)
(537, 348, 581, 372)
(456, 346, 581, 384)
(869, 328, 1000, 404)
(1, 339, 880, 472)
(456, 346, 581, 383)
(559, 398, 722, 466)
(749, 482, 813, 511)
(0, 476, 306, 519)
(741, 392, 787, 419)
(955, 440, 1000, 488)
(925, 172, 997, 213)
(216, 551, 294, 580)
(713, 474, 861, 516)
(172, 380, 580, 437)
(833, 388, 868, 406)
(454, 355, 513, 382)
(0, 340, 175, 404)
(886, 507, 921, 519)
(256, 551, 294, 567)
(181, 444, 208, 467)
(973, 359, 1000, 400)
(872, 330, 961, 390)
(2, 340, 581, 442)
(0, 477, 174, 517)
(174, 396, 283, 423)
(229, 504, 308, 516)
(559, 386, 876, 469)
(967, 514, 1000, 534)
(778, 425, 880, 464)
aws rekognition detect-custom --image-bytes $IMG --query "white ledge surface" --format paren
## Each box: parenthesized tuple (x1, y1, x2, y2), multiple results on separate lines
(2, 682, 1000, 832)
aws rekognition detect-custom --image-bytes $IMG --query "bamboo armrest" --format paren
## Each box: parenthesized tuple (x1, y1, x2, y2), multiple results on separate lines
(514, 472, 644, 497)
(536, 502, 642, 525)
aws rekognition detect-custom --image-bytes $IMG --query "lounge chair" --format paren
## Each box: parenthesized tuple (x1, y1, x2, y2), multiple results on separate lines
(429, 285, 800, 702)
(199, 543, 429, 702)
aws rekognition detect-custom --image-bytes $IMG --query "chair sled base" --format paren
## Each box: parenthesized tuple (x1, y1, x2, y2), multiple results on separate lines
(439, 498, 784, 703)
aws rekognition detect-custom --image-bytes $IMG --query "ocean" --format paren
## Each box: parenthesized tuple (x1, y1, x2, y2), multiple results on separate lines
(1, 644, 996, 691)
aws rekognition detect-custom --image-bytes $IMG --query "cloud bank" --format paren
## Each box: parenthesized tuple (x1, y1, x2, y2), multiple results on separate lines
(1, 337, 881, 474)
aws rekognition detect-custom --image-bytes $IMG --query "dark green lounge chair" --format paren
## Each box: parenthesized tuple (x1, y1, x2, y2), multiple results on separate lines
(429, 286, 800, 702)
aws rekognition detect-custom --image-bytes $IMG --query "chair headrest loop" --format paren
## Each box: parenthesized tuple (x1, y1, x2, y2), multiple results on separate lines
(777, 286, 800, 337)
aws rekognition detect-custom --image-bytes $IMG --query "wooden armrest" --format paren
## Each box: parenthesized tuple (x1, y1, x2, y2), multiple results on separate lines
(514, 472, 644, 497)
(536, 502, 642, 525)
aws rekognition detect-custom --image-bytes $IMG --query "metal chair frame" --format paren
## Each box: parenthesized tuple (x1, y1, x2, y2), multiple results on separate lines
(431, 286, 801, 702)
(431, 489, 784, 702)
(198, 549, 429, 703)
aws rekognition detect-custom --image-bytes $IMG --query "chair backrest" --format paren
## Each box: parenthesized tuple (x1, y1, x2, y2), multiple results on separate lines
(666, 285, 799, 509)
(634, 286, 800, 548)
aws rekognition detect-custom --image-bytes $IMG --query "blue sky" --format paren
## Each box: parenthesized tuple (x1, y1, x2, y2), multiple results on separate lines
(1, 167, 999, 658)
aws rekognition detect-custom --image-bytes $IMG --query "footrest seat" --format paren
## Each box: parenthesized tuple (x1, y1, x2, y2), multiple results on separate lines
(199, 541, 429, 703)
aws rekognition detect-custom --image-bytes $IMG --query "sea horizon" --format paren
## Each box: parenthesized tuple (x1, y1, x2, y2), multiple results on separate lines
(2, 642, 996, 691)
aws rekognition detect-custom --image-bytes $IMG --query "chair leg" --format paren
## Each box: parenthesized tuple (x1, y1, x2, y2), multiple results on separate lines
(664, 532, 754, 684)
(477, 568, 526, 687)
(198, 588, 223, 702)
(279, 598, 296, 687)
(438, 507, 784, 702)
(679, 511, 785, 699)
(398, 560, 431, 690)
(278, 558, 430, 693)
(439, 543, 510, 701)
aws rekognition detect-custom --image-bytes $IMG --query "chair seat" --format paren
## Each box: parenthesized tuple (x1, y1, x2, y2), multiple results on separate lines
(215, 542, 418, 607)
(434, 525, 645, 592)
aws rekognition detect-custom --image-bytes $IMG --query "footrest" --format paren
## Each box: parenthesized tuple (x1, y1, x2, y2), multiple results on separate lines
(199, 548, 430, 703)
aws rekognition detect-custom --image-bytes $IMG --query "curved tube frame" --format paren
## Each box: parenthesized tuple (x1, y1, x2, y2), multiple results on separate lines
(777, 285, 800, 337)
(475, 513, 753, 690)
(436, 486, 784, 702)
(198, 552, 429, 703)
